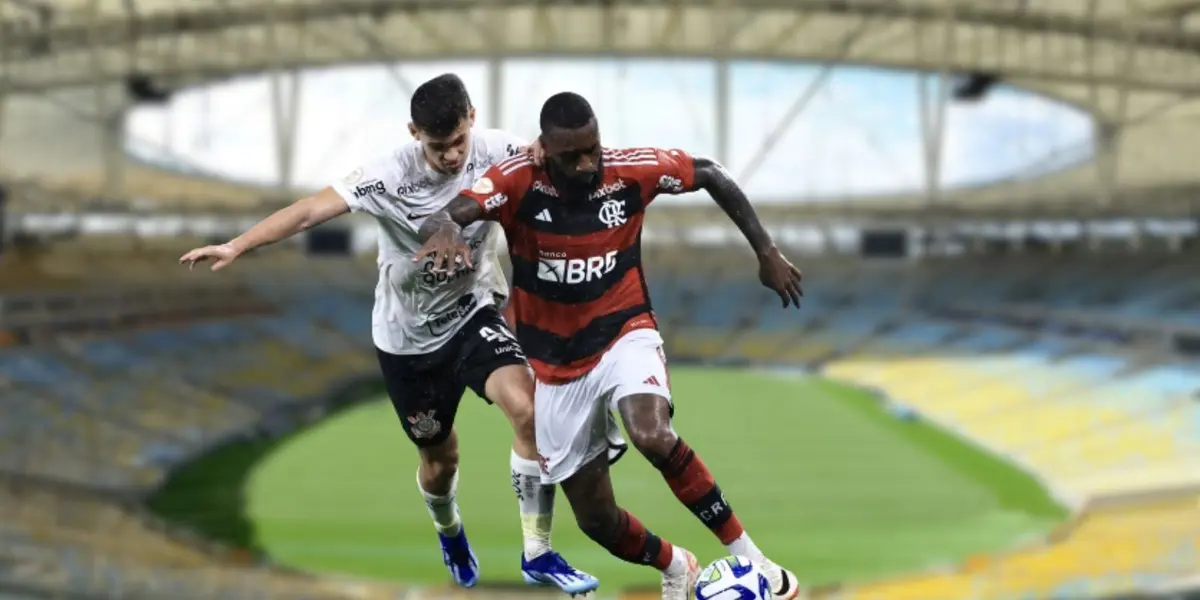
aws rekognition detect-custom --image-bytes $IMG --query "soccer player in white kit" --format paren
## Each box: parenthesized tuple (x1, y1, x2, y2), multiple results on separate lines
(178, 74, 601, 595)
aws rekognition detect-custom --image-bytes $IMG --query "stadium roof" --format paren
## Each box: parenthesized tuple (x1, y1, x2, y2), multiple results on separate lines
(3, 0, 1200, 212)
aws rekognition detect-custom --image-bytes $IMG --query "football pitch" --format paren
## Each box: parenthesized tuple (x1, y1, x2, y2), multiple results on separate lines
(150, 367, 1067, 593)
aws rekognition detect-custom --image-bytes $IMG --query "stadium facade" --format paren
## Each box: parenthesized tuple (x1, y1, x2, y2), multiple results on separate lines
(1, 1, 1198, 599)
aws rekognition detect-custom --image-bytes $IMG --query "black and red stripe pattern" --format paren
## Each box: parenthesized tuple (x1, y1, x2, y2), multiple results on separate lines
(462, 146, 697, 383)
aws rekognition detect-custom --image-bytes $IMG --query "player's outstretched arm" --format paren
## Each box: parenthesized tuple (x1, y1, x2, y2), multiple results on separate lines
(693, 157, 803, 308)
(414, 195, 486, 273)
(179, 187, 349, 271)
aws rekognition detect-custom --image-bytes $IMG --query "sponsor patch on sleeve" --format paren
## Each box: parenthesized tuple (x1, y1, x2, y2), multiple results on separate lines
(483, 193, 508, 210)
(342, 166, 364, 186)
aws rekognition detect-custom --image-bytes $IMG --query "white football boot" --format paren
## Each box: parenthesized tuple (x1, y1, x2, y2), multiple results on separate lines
(761, 559, 804, 600)
(661, 548, 700, 600)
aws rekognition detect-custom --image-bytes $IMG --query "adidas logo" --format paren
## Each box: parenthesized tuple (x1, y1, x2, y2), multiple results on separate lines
(535, 209, 552, 222)
(643, 376, 661, 386)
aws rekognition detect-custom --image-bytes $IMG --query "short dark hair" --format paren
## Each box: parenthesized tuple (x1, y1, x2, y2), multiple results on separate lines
(411, 73, 472, 138)
(539, 92, 595, 133)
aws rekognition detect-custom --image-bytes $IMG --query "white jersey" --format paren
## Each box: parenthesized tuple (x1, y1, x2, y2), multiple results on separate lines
(330, 128, 524, 355)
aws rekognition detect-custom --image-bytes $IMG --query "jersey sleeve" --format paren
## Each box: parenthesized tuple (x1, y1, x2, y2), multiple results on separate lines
(458, 158, 532, 224)
(641, 148, 698, 202)
(329, 154, 398, 217)
(479, 128, 528, 165)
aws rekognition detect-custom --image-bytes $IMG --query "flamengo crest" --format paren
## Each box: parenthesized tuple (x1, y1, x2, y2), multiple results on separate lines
(598, 199, 626, 228)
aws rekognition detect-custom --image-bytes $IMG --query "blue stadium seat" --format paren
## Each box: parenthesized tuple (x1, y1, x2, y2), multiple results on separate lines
(0, 351, 79, 386)
(1055, 354, 1128, 379)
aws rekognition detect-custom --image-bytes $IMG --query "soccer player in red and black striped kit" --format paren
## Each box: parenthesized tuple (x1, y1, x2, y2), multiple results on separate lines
(417, 92, 804, 600)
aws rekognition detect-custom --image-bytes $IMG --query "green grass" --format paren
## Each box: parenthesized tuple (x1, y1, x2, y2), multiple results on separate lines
(149, 367, 1066, 592)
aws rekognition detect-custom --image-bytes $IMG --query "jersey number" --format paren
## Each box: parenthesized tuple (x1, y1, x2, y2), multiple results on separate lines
(479, 325, 516, 343)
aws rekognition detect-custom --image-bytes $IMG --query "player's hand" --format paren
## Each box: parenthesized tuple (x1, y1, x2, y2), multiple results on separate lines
(523, 139, 546, 166)
(757, 246, 803, 308)
(414, 227, 473, 274)
(179, 243, 241, 272)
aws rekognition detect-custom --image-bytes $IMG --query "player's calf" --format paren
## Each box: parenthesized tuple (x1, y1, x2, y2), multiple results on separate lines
(571, 502, 697, 600)
(559, 456, 695, 590)
(618, 393, 801, 598)
(484, 362, 598, 594)
(414, 432, 480, 588)
(417, 432, 462, 531)
(619, 394, 746, 544)
(511, 453, 599, 596)
(487, 364, 556, 557)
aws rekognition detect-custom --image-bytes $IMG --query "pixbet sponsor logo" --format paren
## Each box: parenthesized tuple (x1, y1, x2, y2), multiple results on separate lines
(396, 177, 434, 196)
(588, 179, 626, 200)
(532, 180, 559, 197)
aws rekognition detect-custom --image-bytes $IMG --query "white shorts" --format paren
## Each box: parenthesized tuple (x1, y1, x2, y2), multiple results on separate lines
(535, 329, 672, 484)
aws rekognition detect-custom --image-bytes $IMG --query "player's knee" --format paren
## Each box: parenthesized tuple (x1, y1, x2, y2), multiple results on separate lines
(624, 423, 677, 469)
(504, 396, 535, 443)
(487, 366, 536, 441)
(618, 394, 677, 468)
(631, 430, 678, 470)
(418, 445, 460, 488)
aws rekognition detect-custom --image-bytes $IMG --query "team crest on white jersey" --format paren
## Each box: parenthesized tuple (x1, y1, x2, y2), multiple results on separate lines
(345, 128, 524, 357)
(342, 166, 364, 185)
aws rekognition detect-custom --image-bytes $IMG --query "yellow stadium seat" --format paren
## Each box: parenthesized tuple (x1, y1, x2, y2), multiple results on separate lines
(834, 495, 1200, 600)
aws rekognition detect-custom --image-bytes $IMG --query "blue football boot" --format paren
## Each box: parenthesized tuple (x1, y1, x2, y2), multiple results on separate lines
(437, 522, 480, 588)
(521, 550, 600, 596)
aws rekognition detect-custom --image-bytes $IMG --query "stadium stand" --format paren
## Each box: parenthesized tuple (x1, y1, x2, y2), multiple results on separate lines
(0, 232, 1196, 600)
(0, 207, 1195, 599)
(0, 238, 402, 599)
(826, 492, 1200, 600)
(637, 246, 1200, 599)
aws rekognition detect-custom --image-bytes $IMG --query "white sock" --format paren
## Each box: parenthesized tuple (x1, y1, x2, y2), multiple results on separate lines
(727, 532, 766, 564)
(418, 468, 461, 536)
(663, 545, 689, 576)
(511, 449, 554, 560)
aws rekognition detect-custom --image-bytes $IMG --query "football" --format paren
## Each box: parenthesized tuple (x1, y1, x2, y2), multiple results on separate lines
(694, 555, 772, 600)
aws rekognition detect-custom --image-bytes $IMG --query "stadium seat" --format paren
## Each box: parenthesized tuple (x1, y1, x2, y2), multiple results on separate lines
(5, 238, 1200, 599)
(836, 494, 1200, 600)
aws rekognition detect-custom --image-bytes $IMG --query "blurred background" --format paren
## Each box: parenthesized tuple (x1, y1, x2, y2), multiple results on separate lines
(1, 1, 1199, 599)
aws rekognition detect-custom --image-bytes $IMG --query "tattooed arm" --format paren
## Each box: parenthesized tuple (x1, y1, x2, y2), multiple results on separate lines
(417, 195, 487, 243)
(692, 156, 804, 308)
(413, 195, 490, 272)
(692, 157, 775, 256)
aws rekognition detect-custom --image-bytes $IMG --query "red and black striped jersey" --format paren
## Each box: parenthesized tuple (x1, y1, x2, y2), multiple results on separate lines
(460, 147, 697, 384)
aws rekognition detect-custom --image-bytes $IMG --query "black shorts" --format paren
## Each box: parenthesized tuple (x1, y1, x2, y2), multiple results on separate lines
(377, 306, 527, 447)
